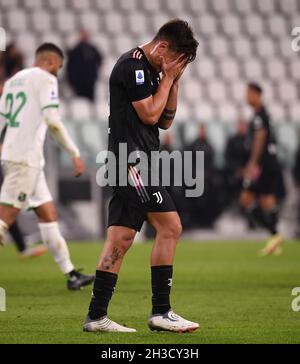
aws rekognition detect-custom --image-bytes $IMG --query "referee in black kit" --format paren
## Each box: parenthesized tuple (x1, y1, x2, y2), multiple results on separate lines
(240, 83, 283, 256)
(83, 19, 199, 333)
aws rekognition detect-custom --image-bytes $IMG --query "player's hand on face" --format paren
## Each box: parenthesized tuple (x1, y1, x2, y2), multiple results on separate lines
(173, 61, 189, 85)
(72, 156, 85, 177)
(161, 54, 188, 82)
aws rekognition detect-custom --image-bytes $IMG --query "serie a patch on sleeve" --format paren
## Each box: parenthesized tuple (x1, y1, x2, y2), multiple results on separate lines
(50, 87, 58, 101)
(135, 70, 145, 85)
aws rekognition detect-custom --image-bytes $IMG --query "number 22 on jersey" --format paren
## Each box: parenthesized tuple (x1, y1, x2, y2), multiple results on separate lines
(5, 92, 27, 128)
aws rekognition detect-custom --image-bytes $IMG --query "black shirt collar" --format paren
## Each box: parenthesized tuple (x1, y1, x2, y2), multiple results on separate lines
(137, 47, 159, 76)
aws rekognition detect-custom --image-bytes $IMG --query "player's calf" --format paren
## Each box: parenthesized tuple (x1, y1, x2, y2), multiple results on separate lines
(149, 211, 182, 266)
(0, 219, 8, 246)
(38, 221, 94, 290)
(0, 205, 21, 246)
(97, 227, 135, 273)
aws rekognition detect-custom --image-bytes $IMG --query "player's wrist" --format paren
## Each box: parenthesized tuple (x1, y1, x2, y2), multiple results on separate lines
(163, 74, 175, 85)
(171, 82, 179, 91)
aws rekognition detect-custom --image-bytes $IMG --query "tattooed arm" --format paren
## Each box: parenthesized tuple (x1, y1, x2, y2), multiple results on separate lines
(157, 84, 178, 130)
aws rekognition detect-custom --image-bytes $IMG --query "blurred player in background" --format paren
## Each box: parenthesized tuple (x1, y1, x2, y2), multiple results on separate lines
(0, 43, 94, 290)
(83, 19, 199, 333)
(225, 119, 249, 202)
(0, 96, 46, 259)
(240, 83, 283, 256)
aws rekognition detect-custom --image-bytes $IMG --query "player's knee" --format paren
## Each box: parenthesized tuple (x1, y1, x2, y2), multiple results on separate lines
(117, 237, 134, 254)
(112, 232, 135, 254)
(173, 220, 183, 240)
(47, 207, 58, 222)
(0, 205, 19, 227)
(161, 220, 182, 241)
(260, 196, 276, 210)
(239, 194, 247, 208)
(42, 212, 57, 223)
(240, 192, 253, 209)
(35, 203, 58, 223)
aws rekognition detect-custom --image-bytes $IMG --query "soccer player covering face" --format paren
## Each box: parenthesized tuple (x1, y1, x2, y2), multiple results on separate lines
(240, 83, 284, 256)
(84, 20, 199, 333)
(0, 44, 95, 290)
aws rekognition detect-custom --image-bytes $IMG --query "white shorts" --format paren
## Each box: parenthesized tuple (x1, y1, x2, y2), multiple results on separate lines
(0, 161, 53, 210)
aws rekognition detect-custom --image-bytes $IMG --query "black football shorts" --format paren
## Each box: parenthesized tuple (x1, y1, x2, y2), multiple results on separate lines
(108, 167, 177, 232)
(243, 165, 278, 195)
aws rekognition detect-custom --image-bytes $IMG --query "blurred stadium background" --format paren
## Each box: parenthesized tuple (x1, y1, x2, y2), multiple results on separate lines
(0, 0, 299, 242)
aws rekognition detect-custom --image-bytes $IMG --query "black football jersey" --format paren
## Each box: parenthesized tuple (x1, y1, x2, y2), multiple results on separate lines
(108, 47, 161, 164)
(247, 106, 278, 167)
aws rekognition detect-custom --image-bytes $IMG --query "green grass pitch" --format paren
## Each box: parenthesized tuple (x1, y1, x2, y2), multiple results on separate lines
(0, 241, 300, 344)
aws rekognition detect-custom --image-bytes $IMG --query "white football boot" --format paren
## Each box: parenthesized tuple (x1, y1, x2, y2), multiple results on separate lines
(83, 316, 137, 333)
(20, 246, 47, 260)
(258, 234, 284, 257)
(148, 310, 199, 333)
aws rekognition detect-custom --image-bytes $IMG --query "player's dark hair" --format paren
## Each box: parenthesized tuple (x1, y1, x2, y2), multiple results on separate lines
(153, 19, 199, 63)
(248, 82, 263, 95)
(35, 43, 64, 59)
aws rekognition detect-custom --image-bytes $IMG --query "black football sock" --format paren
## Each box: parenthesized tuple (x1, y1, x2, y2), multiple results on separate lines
(261, 208, 279, 235)
(243, 204, 262, 228)
(88, 270, 118, 320)
(151, 265, 173, 315)
(10, 222, 26, 253)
